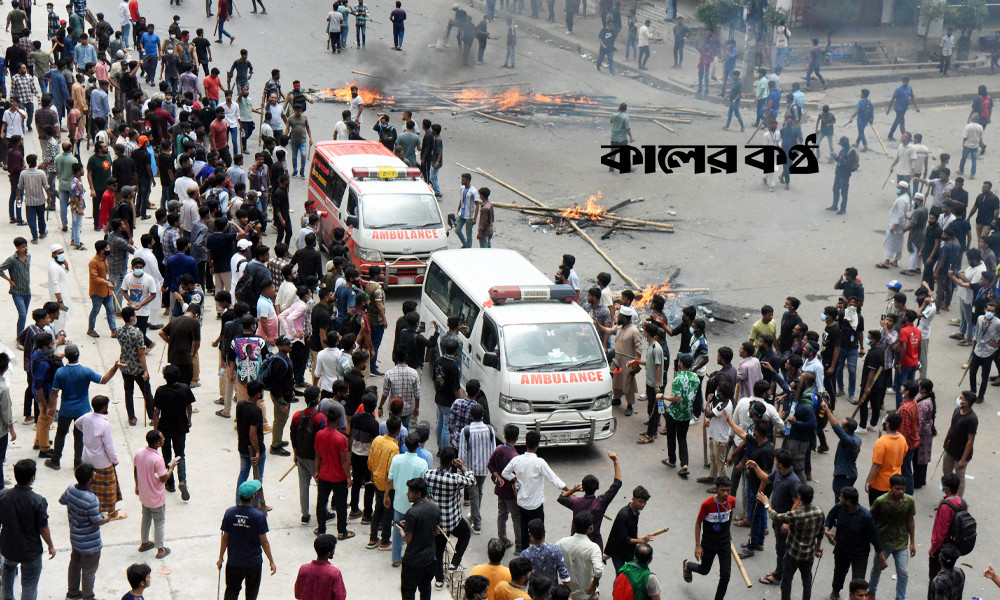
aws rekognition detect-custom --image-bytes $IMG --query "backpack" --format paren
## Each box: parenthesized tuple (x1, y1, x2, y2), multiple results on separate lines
(981, 95, 992, 120)
(258, 353, 290, 390)
(612, 562, 651, 600)
(848, 148, 860, 172)
(433, 358, 449, 392)
(32, 353, 63, 388)
(859, 99, 874, 124)
(293, 408, 322, 459)
(941, 498, 976, 555)
(235, 262, 271, 306)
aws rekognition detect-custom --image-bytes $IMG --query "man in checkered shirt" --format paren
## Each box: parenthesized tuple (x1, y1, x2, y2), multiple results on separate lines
(11, 63, 37, 130)
(425, 446, 476, 587)
(380, 347, 421, 426)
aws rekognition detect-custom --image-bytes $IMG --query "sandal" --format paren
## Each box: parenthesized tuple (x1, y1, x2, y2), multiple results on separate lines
(636, 434, 655, 444)
(760, 574, 780, 585)
(738, 549, 755, 559)
(874, 263, 890, 269)
(109, 511, 128, 521)
(682, 560, 692, 583)
(215, 409, 231, 418)
(660, 459, 676, 468)
(734, 518, 750, 527)
(128, 417, 137, 426)
(338, 531, 356, 540)
(678, 466, 689, 478)
(366, 541, 378, 549)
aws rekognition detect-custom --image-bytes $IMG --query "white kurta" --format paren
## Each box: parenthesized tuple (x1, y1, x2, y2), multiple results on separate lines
(884, 193, 911, 260)
(47, 259, 73, 336)
(134, 247, 163, 326)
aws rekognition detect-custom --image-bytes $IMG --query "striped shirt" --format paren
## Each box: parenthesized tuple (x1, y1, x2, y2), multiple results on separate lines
(17, 168, 49, 206)
(448, 398, 477, 448)
(458, 421, 496, 476)
(58, 484, 103, 553)
(0, 253, 30, 295)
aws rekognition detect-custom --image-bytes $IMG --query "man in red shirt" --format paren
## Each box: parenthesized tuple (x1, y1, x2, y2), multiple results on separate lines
(682, 476, 735, 600)
(294, 534, 347, 600)
(928, 473, 964, 580)
(209, 107, 232, 168)
(894, 309, 922, 407)
(896, 381, 920, 495)
(314, 409, 353, 539)
(216, 0, 235, 44)
(203, 67, 223, 107)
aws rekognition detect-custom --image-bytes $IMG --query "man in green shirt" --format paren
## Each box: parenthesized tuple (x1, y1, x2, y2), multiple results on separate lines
(284, 108, 312, 179)
(657, 352, 697, 477)
(54, 142, 78, 231)
(396, 120, 420, 165)
(609, 103, 634, 173)
(5, 3, 27, 37)
(868, 474, 915, 600)
(753, 67, 769, 128)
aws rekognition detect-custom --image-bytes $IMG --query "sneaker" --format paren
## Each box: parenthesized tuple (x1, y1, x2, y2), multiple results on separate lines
(349, 509, 364, 519)
(473, 525, 482, 535)
(434, 582, 445, 590)
(269, 446, 291, 456)
(44, 459, 60, 470)
(38, 450, 53, 459)
(179, 482, 190, 501)
(449, 563, 463, 572)
(301, 515, 311, 525)
(165, 483, 176, 493)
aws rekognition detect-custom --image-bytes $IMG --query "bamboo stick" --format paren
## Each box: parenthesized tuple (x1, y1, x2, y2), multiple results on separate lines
(474, 112, 526, 127)
(652, 119, 675, 133)
(489, 201, 674, 229)
(351, 70, 377, 77)
(460, 165, 643, 289)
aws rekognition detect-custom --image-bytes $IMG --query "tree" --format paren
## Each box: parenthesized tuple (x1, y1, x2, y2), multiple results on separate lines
(695, 1, 722, 32)
(919, 0, 948, 40)
(810, 0, 862, 48)
(944, 0, 988, 59)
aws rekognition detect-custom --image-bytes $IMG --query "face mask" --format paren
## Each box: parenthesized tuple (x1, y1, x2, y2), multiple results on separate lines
(133, 269, 144, 277)
(956, 396, 963, 407)
(103, 251, 110, 256)
(819, 314, 826, 322)
(866, 338, 873, 346)
(987, 311, 995, 320)
(55, 254, 65, 263)
(689, 327, 695, 336)
(783, 307, 789, 313)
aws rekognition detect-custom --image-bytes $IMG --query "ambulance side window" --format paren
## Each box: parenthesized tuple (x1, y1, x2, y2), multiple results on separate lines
(330, 174, 347, 208)
(424, 263, 480, 335)
(346, 189, 359, 217)
(480, 317, 498, 353)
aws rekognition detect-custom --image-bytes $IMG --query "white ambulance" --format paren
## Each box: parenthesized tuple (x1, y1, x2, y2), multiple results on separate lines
(420, 249, 616, 446)
(307, 140, 448, 286)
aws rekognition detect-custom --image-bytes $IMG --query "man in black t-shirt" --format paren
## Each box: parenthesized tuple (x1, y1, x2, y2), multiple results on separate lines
(309, 288, 334, 365)
(401, 477, 440, 600)
(969, 181, 1000, 243)
(942, 391, 977, 496)
(152, 364, 196, 498)
(131, 138, 154, 219)
(191, 29, 212, 76)
(236, 381, 267, 509)
(777, 297, 803, 355)
(820, 306, 841, 413)
(433, 339, 462, 451)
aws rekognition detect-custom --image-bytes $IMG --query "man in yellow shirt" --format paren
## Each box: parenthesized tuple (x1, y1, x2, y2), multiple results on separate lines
(493, 557, 532, 600)
(367, 417, 402, 550)
(749, 305, 776, 343)
(471, 539, 512, 600)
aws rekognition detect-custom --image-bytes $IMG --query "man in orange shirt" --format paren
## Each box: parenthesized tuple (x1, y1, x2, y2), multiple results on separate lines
(863, 411, 908, 506)
(470, 538, 511, 600)
(203, 66, 222, 108)
(87, 240, 118, 338)
(209, 106, 231, 167)
(493, 557, 531, 600)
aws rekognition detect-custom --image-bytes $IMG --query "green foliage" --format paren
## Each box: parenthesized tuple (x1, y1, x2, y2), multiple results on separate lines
(695, 1, 722, 32)
(919, 0, 948, 39)
(944, 0, 988, 40)
(764, 5, 790, 27)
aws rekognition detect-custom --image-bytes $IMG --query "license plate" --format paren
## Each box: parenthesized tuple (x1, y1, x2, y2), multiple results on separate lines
(397, 277, 416, 285)
(548, 432, 572, 443)
(378, 167, 398, 178)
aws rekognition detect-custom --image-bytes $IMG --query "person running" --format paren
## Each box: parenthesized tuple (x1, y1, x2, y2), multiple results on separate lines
(682, 477, 734, 600)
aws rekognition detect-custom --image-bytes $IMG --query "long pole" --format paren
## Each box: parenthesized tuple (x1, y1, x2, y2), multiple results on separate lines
(849, 367, 883, 420)
(732, 543, 752, 587)
(456, 164, 643, 289)
(870, 123, 889, 155)
(278, 461, 296, 482)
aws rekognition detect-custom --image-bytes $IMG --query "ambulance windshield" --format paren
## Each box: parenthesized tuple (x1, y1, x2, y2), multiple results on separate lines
(362, 193, 443, 229)
(502, 323, 606, 372)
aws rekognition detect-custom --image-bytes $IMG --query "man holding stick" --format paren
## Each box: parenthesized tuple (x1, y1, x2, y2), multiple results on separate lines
(605, 485, 652, 573)
(681, 476, 734, 600)
(748, 450, 800, 586)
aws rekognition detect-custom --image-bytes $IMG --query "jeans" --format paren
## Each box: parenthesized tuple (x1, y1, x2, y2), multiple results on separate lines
(141, 56, 157, 83)
(665, 414, 689, 466)
(401, 563, 434, 600)
(959, 299, 975, 339)
(140, 504, 166, 548)
(317, 478, 349, 534)
(697, 66, 710, 94)
(166, 76, 178, 93)
(832, 172, 850, 211)
(229, 127, 240, 159)
(747, 495, 768, 547)
(939, 54, 952, 75)
(901, 448, 915, 494)
(504, 46, 515, 67)
(240, 121, 255, 153)
(122, 372, 153, 422)
(136, 179, 151, 219)
(291, 142, 308, 176)
(435, 520, 471, 582)
(805, 65, 825, 87)
(436, 404, 450, 450)
(58, 190, 70, 226)
(869, 548, 908, 600)
(835, 347, 858, 396)
(774, 46, 788, 70)
(673, 42, 684, 66)
(889, 109, 907, 138)
(1, 554, 43, 600)
(161, 431, 187, 486)
(88, 294, 116, 332)
(779, 553, 813, 600)
(497, 496, 523, 551)
(371, 488, 393, 543)
(832, 474, 855, 498)
(356, 23, 366, 46)
(218, 17, 234, 41)
(468, 475, 487, 529)
(67, 549, 101, 599)
(24, 205, 45, 240)
(638, 46, 649, 69)
(370, 325, 385, 370)
(296, 457, 317, 519)
(960, 146, 978, 177)
(832, 552, 868, 595)
(596, 47, 615, 73)
(251, 0, 266, 10)
(12, 293, 30, 336)
(237, 451, 266, 507)
(455, 217, 473, 248)
(224, 564, 262, 600)
(478, 235, 492, 248)
(817, 133, 835, 159)
(71, 212, 83, 245)
(52, 414, 84, 466)
(894, 365, 917, 408)
(393, 24, 404, 48)
(855, 121, 869, 148)
(121, 23, 131, 47)
(725, 102, 743, 128)
(429, 166, 442, 195)
(687, 545, 731, 600)
(392, 509, 406, 562)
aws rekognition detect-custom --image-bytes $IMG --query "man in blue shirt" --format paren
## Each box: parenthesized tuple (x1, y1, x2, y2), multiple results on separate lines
(45, 344, 119, 471)
(138, 24, 161, 86)
(887, 77, 919, 141)
(386, 431, 429, 565)
(820, 399, 861, 497)
(72, 33, 97, 71)
(822, 486, 886, 600)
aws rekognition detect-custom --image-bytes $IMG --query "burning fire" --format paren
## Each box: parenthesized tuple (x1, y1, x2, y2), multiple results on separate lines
(453, 87, 597, 111)
(634, 282, 676, 309)
(319, 84, 394, 106)
(561, 191, 608, 221)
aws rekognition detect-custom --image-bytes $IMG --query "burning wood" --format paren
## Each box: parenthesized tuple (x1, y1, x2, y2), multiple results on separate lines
(634, 282, 677, 309)
(490, 196, 673, 235)
(317, 84, 394, 106)
(451, 87, 599, 111)
(561, 192, 608, 222)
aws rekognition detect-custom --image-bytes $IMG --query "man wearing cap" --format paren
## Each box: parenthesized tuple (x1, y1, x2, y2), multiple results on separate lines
(48, 243, 72, 335)
(45, 345, 120, 471)
(218, 479, 277, 600)
(596, 308, 641, 416)
(877, 182, 912, 269)
(902, 192, 928, 275)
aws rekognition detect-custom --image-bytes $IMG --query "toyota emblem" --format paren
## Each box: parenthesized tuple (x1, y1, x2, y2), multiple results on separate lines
(403, 246, 412, 252)
(558, 394, 569, 402)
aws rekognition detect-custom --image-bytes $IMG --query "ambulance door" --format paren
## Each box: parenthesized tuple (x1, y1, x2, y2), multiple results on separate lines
(470, 314, 501, 409)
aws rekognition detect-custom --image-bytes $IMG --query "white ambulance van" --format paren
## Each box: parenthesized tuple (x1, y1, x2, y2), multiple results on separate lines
(420, 249, 616, 446)
(308, 140, 448, 286)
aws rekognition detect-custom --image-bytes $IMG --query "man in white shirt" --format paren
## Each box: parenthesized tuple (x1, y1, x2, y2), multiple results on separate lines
(773, 21, 790, 70)
(179, 187, 200, 236)
(121, 256, 159, 345)
(940, 27, 954, 76)
(557, 513, 604, 600)
(327, 6, 344, 52)
(134, 235, 164, 328)
(701, 387, 732, 488)
(48, 244, 73, 336)
(313, 332, 346, 393)
(959, 114, 985, 179)
(501, 430, 570, 549)
(173, 170, 198, 207)
(889, 133, 916, 188)
(637, 20, 651, 70)
(914, 285, 936, 379)
(333, 109, 351, 140)
(229, 239, 253, 296)
(349, 86, 364, 125)
(2, 98, 27, 138)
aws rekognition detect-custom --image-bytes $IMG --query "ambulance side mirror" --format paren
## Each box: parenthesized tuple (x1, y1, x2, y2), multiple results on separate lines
(483, 352, 500, 370)
(346, 215, 359, 228)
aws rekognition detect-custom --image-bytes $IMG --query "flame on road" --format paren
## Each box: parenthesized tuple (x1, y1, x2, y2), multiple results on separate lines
(319, 84, 394, 105)
(634, 282, 676, 309)
(561, 191, 608, 221)
(453, 87, 597, 110)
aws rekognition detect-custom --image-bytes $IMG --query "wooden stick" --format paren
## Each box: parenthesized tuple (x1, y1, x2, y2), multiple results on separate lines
(732, 543, 752, 587)
(351, 70, 378, 77)
(870, 123, 889, 155)
(881, 170, 893, 190)
(850, 367, 883, 420)
(747, 121, 764, 144)
(646, 527, 669, 537)
(930, 450, 945, 480)
(462, 165, 643, 289)
(668, 288, 711, 293)
(278, 462, 296, 482)
(958, 363, 970, 386)
(474, 111, 526, 127)
(451, 104, 494, 115)
(652, 119, 676, 134)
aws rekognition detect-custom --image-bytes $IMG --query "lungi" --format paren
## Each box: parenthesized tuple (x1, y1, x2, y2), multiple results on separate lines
(92, 465, 122, 513)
